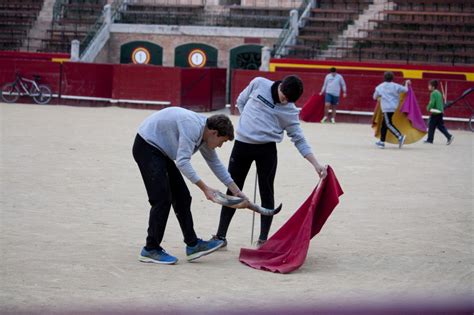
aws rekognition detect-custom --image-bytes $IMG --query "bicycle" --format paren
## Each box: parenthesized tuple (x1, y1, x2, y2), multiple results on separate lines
(444, 87, 474, 132)
(1, 72, 52, 105)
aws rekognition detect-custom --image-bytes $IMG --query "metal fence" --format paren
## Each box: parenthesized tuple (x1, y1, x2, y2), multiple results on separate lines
(126, 0, 204, 5)
(118, 10, 288, 28)
(271, 0, 311, 57)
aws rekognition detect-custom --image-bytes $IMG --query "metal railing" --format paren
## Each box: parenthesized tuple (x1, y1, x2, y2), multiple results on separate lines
(272, 20, 292, 57)
(79, 13, 105, 56)
(276, 44, 319, 59)
(296, 36, 472, 66)
(117, 10, 288, 28)
(124, 0, 303, 7)
(79, 0, 126, 57)
(126, 0, 204, 5)
(240, 0, 303, 8)
(272, 0, 312, 57)
(52, 0, 67, 22)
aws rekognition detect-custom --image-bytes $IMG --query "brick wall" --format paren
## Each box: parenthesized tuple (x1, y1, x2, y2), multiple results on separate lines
(105, 32, 276, 68)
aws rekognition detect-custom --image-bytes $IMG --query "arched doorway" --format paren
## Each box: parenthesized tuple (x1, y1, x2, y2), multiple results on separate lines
(229, 44, 262, 70)
(175, 43, 218, 68)
(120, 41, 163, 65)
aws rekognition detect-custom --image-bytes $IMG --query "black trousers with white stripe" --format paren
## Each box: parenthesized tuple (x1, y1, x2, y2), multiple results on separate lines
(381, 112, 402, 142)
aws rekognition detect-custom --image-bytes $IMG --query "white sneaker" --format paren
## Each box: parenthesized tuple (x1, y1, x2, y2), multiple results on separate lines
(330, 117, 335, 124)
(320, 117, 327, 123)
(398, 135, 406, 149)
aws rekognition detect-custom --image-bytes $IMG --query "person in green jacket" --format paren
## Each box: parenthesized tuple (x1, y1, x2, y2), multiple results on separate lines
(425, 80, 454, 145)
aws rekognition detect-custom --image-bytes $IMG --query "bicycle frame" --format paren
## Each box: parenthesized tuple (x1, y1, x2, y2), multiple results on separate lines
(2, 72, 52, 105)
(14, 74, 42, 97)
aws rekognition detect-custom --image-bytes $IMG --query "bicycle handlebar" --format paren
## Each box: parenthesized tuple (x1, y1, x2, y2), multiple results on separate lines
(444, 87, 474, 109)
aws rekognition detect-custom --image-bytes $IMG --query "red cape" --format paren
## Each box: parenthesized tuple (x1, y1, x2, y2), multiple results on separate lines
(239, 166, 343, 273)
(300, 93, 325, 122)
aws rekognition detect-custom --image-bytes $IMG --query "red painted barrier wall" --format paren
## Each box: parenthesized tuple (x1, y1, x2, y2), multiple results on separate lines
(270, 58, 474, 79)
(0, 58, 225, 110)
(1, 54, 470, 125)
(180, 68, 227, 111)
(231, 69, 473, 120)
(0, 59, 61, 95)
(112, 64, 181, 105)
(0, 51, 69, 61)
(276, 66, 403, 78)
(210, 68, 226, 111)
(61, 62, 113, 98)
(181, 68, 212, 110)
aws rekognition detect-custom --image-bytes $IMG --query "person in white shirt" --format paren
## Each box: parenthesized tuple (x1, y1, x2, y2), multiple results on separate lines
(373, 71, 410, 149)
(319, 67, 347, 124)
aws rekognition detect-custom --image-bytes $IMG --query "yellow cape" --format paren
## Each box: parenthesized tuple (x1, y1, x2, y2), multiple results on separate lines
(372, 93, 427, 144)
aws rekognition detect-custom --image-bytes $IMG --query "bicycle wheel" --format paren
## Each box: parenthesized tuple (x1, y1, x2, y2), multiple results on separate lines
(32, 84, 52, 105)
(1, 82, 20, 103)
(469, 114, 474, 132)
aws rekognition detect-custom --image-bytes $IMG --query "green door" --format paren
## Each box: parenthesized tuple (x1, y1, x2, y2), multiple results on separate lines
(120, 41, 163, 65)
(175, 43, 218, 68)
(229, 45, 262, 70)
(227, 45, 263, 103)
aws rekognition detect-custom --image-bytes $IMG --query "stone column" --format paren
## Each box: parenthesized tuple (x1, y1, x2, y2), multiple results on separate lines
(290, 9, 299, 40)
(70, 40, 80, 61)
(259, 46, 272, 71)
(104, 4, 112, 25)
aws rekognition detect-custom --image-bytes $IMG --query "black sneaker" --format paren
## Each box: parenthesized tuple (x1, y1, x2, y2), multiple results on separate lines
(447, 135, 454, 145)
(210, 235, 227, 251)
(255, 239, 266, 248)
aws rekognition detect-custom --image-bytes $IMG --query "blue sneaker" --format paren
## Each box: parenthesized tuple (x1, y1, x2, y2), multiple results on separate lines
(375, 141, 385, 149)
(139, 247, 178, 265)
(186, 238, 224, 261)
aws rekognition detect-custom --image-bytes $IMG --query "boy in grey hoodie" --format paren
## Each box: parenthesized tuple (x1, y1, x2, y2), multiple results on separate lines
(133, 107, 246, 264)
(211, 75, 327, 247)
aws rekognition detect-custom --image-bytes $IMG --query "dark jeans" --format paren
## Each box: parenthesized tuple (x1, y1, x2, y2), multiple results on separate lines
(381, 112, 402, 142)
(427, 114, 451, 143)
(216, 140, 278, 241)
(132, 134, 197, 251)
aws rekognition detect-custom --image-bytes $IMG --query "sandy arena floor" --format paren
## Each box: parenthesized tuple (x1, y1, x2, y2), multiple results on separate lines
(0, 103, 472, 313)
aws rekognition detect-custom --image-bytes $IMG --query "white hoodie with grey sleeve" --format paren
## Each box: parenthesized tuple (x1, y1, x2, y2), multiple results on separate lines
(373, 82, 408, 113)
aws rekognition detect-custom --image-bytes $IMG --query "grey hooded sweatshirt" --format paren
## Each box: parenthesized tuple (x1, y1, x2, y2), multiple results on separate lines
(138, 107, 233, 186)
(236, 77, 313, 158)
